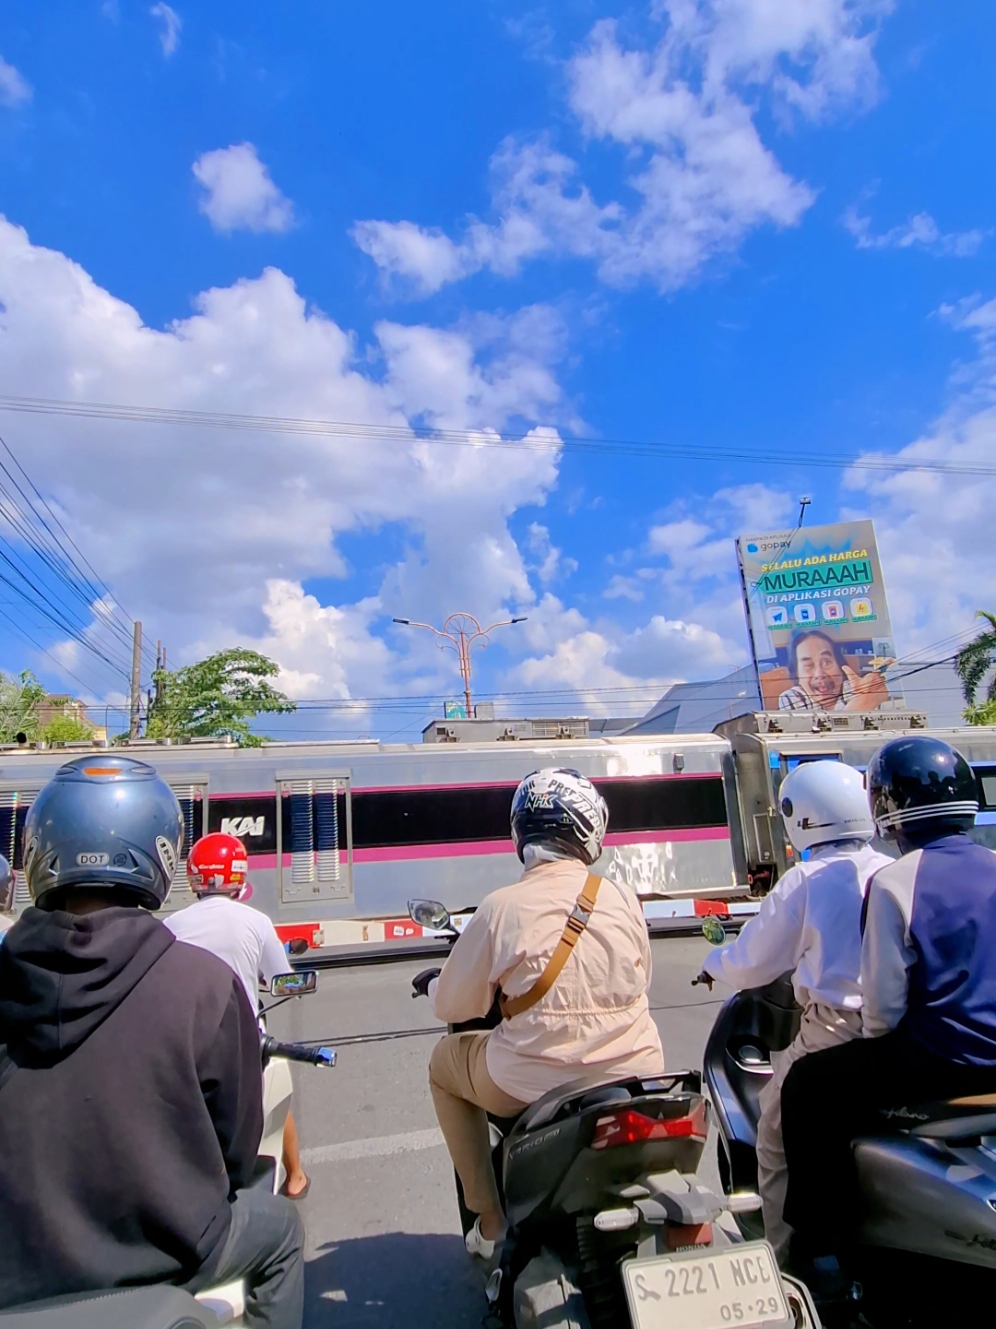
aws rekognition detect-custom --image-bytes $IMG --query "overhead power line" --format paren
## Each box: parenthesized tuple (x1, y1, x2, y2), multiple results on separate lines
(0, 394, 993, 479)
(0, 432, 154, 690)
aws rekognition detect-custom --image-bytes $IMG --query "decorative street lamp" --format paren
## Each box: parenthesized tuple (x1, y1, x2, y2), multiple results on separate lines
(392, 612, 528, 718)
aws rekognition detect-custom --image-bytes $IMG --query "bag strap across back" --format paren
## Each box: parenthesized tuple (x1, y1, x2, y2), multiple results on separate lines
(499, 872, 602, 1020)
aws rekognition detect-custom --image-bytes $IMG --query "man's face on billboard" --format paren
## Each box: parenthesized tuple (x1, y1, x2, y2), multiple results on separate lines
(795, 635, 844, 704)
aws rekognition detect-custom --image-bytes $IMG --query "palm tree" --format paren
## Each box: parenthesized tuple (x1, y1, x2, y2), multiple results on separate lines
(955, 611, 996, 724)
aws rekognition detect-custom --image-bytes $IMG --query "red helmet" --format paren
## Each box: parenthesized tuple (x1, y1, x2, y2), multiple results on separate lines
(187, 833, 250, 896)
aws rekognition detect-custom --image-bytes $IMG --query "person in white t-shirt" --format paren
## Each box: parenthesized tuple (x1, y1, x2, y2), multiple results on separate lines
(165, 833, 311, 1200)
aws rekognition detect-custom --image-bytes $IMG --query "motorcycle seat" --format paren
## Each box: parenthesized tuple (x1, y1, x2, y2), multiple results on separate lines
(879, 1092, 996, 1140)
(512, 1072, 702, 1134)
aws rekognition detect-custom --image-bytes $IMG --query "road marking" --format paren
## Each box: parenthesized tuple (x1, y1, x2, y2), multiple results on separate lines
(302, 1127, 445, 1165)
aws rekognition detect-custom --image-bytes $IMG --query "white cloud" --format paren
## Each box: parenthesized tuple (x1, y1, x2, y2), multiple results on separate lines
(840, 301, 996, 656)
(353, 139, 620, 295)
(0, 216, 571, 708)
(664, 0, 893, 123)
(844, 206, 987, 257)
(355, 1, 890, 294)
(193, 143, 294, 235)
(150, 4, 182, 57)
(507, 591, 743, 712)
(0, 57, 31, 109)
(351, 220, 470, 296)
(525, 522, 577, 584)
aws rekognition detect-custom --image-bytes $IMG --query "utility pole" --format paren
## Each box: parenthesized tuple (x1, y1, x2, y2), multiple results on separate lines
(393, 612, 527, 717)
(129, 620, 143, 739)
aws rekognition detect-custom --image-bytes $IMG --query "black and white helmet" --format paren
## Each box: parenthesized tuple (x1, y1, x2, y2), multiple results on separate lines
(510, 768, 608, 866)
(867, 736, 978, 840)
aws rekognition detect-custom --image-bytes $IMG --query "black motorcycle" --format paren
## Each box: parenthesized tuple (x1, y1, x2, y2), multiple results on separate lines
(410, 899, 818, 1329)
(704, 969, 996, 1328)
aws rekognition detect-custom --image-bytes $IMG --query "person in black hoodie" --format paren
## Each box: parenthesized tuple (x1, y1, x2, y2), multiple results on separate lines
(0, 755, 304, 1329)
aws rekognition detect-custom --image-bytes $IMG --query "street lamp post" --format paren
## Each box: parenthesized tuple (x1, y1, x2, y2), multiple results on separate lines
(392, 612, 527, 718)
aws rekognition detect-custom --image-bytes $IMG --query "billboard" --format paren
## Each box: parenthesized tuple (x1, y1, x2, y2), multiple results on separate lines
(735, 519, 901, 714)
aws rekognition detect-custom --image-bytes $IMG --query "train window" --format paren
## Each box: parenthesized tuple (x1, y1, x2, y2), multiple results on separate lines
(784, 754, 844, 771)
(277, 778, 353, 903)
(348, 775, 727, 849)
(974, 768, 996, 810)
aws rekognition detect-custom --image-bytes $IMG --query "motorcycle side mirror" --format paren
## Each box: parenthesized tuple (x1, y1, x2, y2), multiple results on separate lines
(270, 970, 319, 997)
(701, 917, 727, 946)
(409, 898, 453, 932)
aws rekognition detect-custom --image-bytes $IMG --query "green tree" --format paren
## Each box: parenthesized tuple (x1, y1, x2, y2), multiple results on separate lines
(0, 670, 46, 743)
(40, 714, 95, 744)
(146, 648, 295, 747)
(955, 611, 996, 725)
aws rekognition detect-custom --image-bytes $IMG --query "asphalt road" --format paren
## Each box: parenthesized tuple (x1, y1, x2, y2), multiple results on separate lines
(267, 935, 725, 1329)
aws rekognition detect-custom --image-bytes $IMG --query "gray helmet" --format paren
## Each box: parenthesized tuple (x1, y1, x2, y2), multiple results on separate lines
(0, 854, 12, 913)
(23, 755, 183, 910)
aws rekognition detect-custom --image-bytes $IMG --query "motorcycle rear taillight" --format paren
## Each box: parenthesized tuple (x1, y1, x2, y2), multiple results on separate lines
(590, 1100, 708, 1150)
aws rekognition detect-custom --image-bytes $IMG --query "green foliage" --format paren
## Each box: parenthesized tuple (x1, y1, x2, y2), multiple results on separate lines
(146, 647, 295, 747)
(0, 670, 46, 743)
(956, 612, 996, 725)
(965, 700, 996, 727)
(40, 714, 95, 744)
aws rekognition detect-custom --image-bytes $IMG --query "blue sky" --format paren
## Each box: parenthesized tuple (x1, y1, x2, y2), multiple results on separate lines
(1, 1, 995, 737)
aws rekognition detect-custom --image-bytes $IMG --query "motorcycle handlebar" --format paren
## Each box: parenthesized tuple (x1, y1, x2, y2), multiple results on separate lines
(261, 1035, 337, 1068)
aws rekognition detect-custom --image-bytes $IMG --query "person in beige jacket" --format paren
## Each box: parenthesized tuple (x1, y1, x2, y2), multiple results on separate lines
(423, 768, 665, 1260)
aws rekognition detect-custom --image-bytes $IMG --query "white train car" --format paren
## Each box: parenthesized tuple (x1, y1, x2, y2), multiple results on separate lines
(0, 732, 743, 941)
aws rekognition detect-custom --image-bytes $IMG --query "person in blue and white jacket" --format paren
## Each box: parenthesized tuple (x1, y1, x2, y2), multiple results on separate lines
(697, 760, 890, 1263)
(781, 736, 996, 1305)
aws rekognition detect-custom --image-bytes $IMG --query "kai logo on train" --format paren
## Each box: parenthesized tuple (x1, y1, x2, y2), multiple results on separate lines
(220, 816, 266, 838)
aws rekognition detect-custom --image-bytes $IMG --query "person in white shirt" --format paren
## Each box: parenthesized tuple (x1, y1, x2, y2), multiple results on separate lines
(165, 833, 310, 1200)
(696, 760, 891, 1263)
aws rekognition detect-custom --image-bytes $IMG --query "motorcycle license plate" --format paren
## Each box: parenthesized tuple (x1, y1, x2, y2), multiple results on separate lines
(622, 1242, 793, 1329)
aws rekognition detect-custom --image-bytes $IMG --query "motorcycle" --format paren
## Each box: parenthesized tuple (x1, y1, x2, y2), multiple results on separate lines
(703, 952, 996, 1327)
(409, 898, 820, 1329)
(0, 970, 336, 1329)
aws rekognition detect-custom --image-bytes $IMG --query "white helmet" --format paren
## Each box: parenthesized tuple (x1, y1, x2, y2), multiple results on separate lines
(778, 760, 874, 854)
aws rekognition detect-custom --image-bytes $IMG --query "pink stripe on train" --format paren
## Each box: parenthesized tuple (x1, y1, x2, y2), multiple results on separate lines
(247, 825, 729, 868)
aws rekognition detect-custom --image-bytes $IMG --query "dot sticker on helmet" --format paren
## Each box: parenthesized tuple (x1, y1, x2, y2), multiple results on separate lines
(75, 852, 110, 867)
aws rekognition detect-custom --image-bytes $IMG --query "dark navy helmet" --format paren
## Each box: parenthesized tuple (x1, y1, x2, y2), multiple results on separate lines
(867, 736, 978, 840)
(510, 768, 608, 866)
(0, 854, 12, 913)
(22, 755, 183, 910)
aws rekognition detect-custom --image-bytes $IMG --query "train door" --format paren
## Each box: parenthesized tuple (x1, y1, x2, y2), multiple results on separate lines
(276, 774, 353, 904)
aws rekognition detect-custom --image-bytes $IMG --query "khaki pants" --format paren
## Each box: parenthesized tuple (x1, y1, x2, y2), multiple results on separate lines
(756, 1002, 862, 1265)
(428, 1032, 528, 1219)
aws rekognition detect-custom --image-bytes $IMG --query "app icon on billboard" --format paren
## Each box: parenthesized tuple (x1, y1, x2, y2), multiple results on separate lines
(765, 606, 789, 628)
(794, 603, 818, 624)
(850, 598, 874, 621)
(822, 602, 845, 623)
